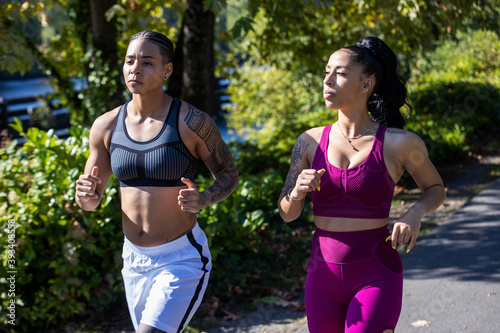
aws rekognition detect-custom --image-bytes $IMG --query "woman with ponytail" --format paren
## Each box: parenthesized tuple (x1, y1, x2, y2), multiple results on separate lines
(278, 36, 445, 332)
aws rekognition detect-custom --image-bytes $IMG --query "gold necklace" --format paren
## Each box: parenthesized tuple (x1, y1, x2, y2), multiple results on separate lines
(337, 122, 371, 150)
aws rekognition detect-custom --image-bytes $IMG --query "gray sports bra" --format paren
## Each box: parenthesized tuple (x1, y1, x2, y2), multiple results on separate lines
(109, 98, 197, 187)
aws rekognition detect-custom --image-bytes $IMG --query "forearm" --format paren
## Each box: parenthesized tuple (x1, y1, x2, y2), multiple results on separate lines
(199, 169, 239, 209)
(75, 195, 101, 212)
(278, 188, 305, 222)
(401, 184, 446, 222)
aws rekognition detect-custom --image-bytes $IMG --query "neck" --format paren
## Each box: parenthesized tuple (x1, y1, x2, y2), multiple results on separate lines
(130, 91, 170, 118)
(337, 111, 376, 137)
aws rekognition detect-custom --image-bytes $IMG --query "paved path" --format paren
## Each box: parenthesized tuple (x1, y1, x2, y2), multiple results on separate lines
(395, 177, 500, 333)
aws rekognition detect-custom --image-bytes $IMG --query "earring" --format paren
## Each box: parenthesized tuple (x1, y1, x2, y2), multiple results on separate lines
(164, 76, 168, 80)
(362, 88, 368, 92)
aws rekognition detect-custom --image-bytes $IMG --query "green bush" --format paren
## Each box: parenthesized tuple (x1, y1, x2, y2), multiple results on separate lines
(195, 171, 313, 305)
(407, 30, 500, 164)
(0, 120, 124, 332)
(406, 81, 500, 164)
(226, 63, 333, 175)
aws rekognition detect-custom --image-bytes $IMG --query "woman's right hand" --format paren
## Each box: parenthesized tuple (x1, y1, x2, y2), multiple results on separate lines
(75, 166, 101, 203)
(289, 168, 326, 200)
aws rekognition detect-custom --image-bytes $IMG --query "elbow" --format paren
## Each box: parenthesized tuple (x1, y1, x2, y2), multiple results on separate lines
(228, 169, 239, 193)
(439, 184, 447, 205)
(278, 203, 298, 223)
(280, 212, 299, 223)
(433, 183, 447, 201)
(233, 169, 239, 189)
(425, 183, 447, 207)
(81, 206, 96, 212)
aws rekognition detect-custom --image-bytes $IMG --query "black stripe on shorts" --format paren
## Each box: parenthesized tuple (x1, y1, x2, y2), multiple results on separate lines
(177, 230, 210, 332)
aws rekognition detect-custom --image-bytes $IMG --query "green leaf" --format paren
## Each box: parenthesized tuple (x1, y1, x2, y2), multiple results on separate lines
(10, 117, 24, 135)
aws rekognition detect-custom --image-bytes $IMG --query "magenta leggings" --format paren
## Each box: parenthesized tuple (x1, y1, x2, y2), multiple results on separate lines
(305, 226, 403, 333)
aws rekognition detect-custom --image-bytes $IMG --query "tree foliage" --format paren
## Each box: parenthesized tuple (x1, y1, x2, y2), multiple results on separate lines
(406, 30, 500, 164)
(216, 0, 499, 72)
(0, 0, 124, 125)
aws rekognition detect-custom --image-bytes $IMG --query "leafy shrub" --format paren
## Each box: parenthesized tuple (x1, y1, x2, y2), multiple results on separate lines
(407, 30, 500, 164)
(226, 63, 333, 175)
(410, 30, 500, 87)
(406, 81, 500, 164)
(195, 171, 313, 305)
(0, 120, 124, 332)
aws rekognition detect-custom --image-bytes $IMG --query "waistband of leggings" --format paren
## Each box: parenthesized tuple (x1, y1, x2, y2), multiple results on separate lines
(314, 225, 389, 240)
(124, 222, 203, 256)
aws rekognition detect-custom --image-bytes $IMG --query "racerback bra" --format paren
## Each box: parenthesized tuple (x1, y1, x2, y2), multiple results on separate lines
(109, 98, 197, 187)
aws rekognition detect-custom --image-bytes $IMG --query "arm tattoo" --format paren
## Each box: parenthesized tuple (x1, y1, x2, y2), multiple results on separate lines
(185, 104, 217, 152)
(282, 137, 309, 195)
(387, 129, 406, 135)
(185, 104, 238, 208)
(200, 142, 238, 208)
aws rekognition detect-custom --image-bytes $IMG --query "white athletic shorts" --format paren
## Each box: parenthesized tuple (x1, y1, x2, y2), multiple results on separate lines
(121, 223, 212, 332)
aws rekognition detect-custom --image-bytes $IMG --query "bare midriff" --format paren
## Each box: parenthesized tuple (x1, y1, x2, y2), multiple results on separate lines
(314, 216, 389, 232)
(119, 186, 196, 247)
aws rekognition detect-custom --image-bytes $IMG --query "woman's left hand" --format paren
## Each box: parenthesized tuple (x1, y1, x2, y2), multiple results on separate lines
(390, 220, 421, 253)
(178, 177, 203, 213)
(389, 203, 426, 253)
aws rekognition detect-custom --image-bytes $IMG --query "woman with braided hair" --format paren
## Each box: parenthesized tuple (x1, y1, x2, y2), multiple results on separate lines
(76, 31, 238, 332)
(278, 36, 445, 332)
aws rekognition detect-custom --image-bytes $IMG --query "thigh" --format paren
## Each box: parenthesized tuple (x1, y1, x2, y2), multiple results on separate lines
(122, 225, 212, 332)
(346, 276, 402, 332)
(344, 255, 403, 332)
(140, 258, 211, 332)
(305, 258, 348, 333)
(137, 322, 167, 333)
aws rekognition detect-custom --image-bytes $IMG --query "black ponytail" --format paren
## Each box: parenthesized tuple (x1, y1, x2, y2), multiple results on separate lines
(130, 30, 174, 64)
(343, 36, 411, 129)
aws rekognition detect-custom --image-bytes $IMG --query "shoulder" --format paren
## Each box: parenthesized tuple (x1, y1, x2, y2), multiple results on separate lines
(178, 100, 218, 135)
(384, 127, 429, 165)
(300, 126, 327, 145)
(179, 101, 213, 126)
(177, 100, 222, 156)
(384, 127, 426, 149)
(293, 126, 327, 163)
(91, 107, 120, 132)
(89, 106, 121, 147)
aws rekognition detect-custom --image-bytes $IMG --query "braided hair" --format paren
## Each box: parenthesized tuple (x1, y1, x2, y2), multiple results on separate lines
(130, 30, 174, 64)
(342, 36, 412, 129)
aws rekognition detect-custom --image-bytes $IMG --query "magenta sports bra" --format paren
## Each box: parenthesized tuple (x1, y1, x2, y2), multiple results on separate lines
(311, 124, 395, 219)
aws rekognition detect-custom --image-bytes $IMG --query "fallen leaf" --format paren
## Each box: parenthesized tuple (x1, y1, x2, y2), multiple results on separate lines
(411, 320, 431, 327)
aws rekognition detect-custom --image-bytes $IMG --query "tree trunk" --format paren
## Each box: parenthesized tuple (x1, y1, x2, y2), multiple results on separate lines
(181, 0, 216, 116)
(167, 17, 185, 100)
(89, 0, 124, 110)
